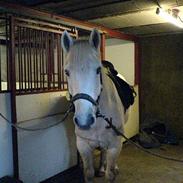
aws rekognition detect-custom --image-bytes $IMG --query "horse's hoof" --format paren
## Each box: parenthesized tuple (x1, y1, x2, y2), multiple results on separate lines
(95, 169, 105, 177)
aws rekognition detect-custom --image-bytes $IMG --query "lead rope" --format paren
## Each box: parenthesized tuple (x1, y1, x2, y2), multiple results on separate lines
(96, 110, 183, 163)
(1, 103, 183, 162)
(0, 104, 74, 131)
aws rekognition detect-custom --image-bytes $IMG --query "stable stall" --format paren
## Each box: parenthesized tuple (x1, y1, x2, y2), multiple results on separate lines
(0, 3, 139, 183)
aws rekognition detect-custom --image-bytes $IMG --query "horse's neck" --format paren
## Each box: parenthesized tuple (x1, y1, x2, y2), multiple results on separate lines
(99, 68, 126, 129)
(99, 68, 119, 110)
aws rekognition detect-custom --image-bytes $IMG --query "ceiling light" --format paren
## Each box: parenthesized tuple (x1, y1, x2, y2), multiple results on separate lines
(156, 7, 183, 28)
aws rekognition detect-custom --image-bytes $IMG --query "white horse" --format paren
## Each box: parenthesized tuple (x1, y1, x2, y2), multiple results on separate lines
(61, 29, 128, 183)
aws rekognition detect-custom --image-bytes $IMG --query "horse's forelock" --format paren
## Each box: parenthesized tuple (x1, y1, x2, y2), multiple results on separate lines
(68, 40, 100, 68)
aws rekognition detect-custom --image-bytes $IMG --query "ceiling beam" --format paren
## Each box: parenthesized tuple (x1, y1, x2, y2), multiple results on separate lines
(3, 0, 64, 6)
(118, 22, 183, 36)
(53, 0, 130, 15)
(37, 0, 113, 9)
(0, 2, 138, 42)
(54, 0, 181, 20)
(28, 0, 63, 6)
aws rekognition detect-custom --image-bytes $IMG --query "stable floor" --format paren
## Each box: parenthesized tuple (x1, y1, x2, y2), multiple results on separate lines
(94, 141, 183, 183)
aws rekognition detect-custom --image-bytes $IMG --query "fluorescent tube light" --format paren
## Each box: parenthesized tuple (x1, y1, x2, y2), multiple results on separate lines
(156, 7, 183, 28)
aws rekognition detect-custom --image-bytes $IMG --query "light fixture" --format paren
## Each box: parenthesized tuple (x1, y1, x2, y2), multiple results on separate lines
(156, 7, 183, 28)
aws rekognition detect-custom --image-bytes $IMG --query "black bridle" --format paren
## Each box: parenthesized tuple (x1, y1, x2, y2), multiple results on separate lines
(70, 93, 99, 106)
(69, 72, 103, 112)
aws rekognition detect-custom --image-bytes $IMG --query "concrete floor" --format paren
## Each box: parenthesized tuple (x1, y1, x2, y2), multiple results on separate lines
(94, 141, 183, 183)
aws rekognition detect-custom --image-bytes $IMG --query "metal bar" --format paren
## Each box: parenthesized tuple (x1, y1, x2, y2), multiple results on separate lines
(57, 34, 61, 89)
(35, 30, 39, 89)
(37, 30, 40, 90)
(16, 17, 72, 32)
(48, 32, 51, 89)
(16, 23, 76, 37)
(45, 31, 48, 89)
(39, 30, 43, 90)
(6, 14, 10, 90)
(16, 88, 67, 95)
(28, 28, 33, 91)
(0, 39, 9, 45)
(47, 32, 51, 89)
(20, 27, 23, 91)
(33, 29, 36, 90)
(40, 31, 44, 90)
(23, 27, 27, 91)
(26, 28, 30, 90)
(0, 90, 10, 93)
(17, 26, 21, 92)
(41, 31, 45, 90)
(51, 33, 55, 88)
(40, 31, 43, 90)
(9, 15, 19, 178)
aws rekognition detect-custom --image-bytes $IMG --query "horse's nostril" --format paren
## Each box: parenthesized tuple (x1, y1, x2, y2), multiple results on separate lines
(90, 116, 95, 125)
(74, 115, 95, 129)
(88, 115, 95, 125)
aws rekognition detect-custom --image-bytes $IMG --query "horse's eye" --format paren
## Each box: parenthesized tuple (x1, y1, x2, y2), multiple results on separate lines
(65, 69, 70, 77)
(96, 67, 101, 75)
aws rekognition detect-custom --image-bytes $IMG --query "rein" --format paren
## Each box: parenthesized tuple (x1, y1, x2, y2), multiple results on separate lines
(96, 111, 183, 163)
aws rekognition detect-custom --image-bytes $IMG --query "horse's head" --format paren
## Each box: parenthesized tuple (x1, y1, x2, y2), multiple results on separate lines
(61, 29, 102, 130)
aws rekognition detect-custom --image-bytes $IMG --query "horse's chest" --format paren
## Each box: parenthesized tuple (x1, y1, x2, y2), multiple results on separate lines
(94, 130, 116, 149)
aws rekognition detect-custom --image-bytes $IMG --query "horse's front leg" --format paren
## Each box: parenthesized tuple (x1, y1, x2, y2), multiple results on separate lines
(95, 149, 106, 177)
(77, 138, 94, 183)
(106, 143, 122, 183)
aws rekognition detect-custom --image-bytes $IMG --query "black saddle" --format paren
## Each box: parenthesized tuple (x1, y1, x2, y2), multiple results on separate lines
(102, 60, 136, 112)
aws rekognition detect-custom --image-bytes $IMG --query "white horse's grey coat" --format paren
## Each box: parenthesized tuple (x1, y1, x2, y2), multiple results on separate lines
(61, 29, 128, 183)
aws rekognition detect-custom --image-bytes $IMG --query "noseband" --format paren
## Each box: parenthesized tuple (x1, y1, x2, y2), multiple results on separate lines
(70, 93, 99, 106)
(69, 72, 103, 110)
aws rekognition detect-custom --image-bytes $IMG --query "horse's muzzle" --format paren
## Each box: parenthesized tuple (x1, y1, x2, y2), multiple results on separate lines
(74, 114, 95, 130)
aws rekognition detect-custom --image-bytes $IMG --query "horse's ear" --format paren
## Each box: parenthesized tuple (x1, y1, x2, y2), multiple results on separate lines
(61, 30, 73, 53)
(89, 29, 101, 50)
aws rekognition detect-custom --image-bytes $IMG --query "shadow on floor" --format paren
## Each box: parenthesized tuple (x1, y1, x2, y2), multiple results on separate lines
(94, 141, 183, 183)
(40, 142, 183, 183)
